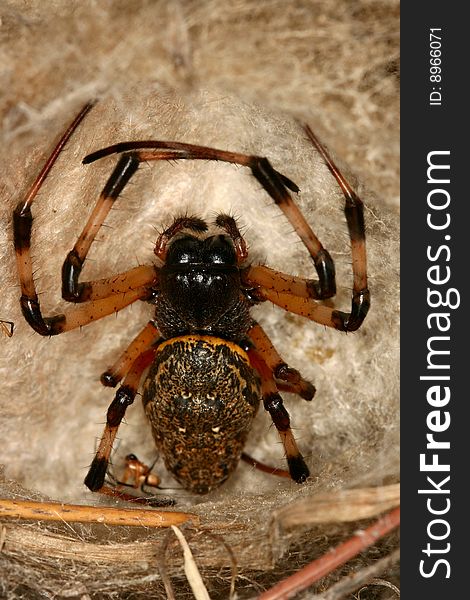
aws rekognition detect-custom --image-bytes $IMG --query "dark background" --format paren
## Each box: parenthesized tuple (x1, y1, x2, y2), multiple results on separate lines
(401, 4, 466, 596)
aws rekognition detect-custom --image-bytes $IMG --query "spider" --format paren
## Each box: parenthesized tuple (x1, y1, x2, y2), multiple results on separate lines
(13, 102, 369, 495)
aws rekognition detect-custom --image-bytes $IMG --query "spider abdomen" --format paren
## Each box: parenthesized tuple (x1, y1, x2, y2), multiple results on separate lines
(142, 335, 261, 494)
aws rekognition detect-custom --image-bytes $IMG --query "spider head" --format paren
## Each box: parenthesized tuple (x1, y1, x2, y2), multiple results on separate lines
(159, 234, 241, 330)
(165, 234, 238, 268)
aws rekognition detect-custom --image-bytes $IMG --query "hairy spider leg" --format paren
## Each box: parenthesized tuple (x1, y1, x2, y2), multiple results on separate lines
(62, 152, 142, 302)
(247, 321, 315, 401)
(242, 265, 321, 299)
(13, 102, 90, 334)
(304, 124, 369, 324)
(82, 133, 369, 328)
(100, 320, 161, 388)
(247, 347, 310, 483)
(244, 278, 369, 332)
(84, 346, 158, 492)
(82, 140, 336, 299)
(62, 264, 158, 303)
(242, 125, 370, 332)
(12, 103, 158, 336)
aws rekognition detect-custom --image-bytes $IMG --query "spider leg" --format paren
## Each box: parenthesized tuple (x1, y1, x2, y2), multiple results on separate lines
(19, 283, 151, 336)
(243, 273, 368, 332)
(63, 264, 158, 303)
(242, 265, 316, 298)
(247, 321, 315, 401)
(61, 153, 141, 302)
(79, 126, 368, 330)
(84, 346, 158, 492)
(12, 102, 158, 335)
(247, 347, 310, 483)
(246, 280, 365, 332)
(100, 320, 161, 387)
(241, 452, 290, 478)
(304, 124, 369, 312)
(12, 103, 93, 334)
(241, 126, 370, 332)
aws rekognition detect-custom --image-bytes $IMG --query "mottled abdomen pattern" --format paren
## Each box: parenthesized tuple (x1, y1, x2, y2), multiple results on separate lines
(142, 336, 261, 494)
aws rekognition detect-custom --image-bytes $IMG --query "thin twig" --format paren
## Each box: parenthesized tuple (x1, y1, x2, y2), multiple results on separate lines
(0, 497, 198, 528)
(257, 506, 400, 600)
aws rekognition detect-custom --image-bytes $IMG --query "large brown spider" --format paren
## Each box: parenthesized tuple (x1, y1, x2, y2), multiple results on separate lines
(13, 102, 369, 495)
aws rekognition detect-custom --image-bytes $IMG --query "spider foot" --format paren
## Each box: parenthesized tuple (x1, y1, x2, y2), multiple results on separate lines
(287, 455, 310, 483)
(84, 456, 108, 492)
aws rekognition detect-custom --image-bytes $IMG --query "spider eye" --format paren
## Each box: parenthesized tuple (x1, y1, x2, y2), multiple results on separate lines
(165, 236, 201, 265)
(203, 235, 237, 265)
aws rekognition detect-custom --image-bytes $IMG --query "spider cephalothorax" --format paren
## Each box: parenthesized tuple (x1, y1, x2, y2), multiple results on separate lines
(155, 226, 247, 336)
(13, 102, 369, 495)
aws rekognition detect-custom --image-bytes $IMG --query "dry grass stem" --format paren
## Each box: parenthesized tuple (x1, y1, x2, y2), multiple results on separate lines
(172, 525, 211, 600)
(273, 484, 400, 531)
(0, 497, 198, 528)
